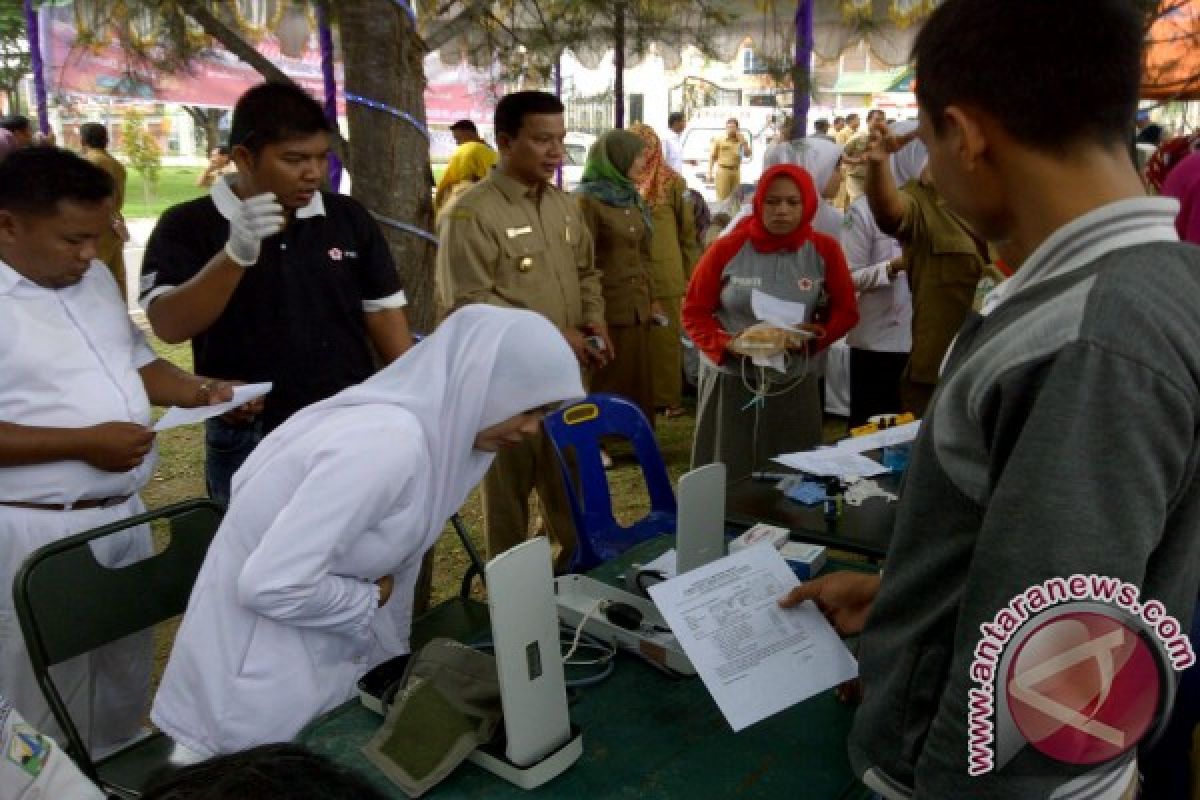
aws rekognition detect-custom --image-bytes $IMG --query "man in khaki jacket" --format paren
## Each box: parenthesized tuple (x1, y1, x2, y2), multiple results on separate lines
(79, 123, 128, 302)
(435, 90, 609, 570)
(707, 118, 751, 207)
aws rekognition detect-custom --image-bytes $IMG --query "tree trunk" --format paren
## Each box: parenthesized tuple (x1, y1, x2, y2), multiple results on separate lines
(340, 1, 437, 334)
(183, 106, 222, 153)
(614, 1, 626, 129)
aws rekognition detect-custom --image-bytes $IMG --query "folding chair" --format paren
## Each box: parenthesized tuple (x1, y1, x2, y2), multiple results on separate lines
(13, 498, 224, 798)
(544, 393, 677, 572)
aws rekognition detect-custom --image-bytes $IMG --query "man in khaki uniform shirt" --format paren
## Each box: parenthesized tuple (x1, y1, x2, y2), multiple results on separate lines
(864, 123, 985, 416)
(708, 118, 751, 206)
(79, 123, 128, 302)
(436, 91, 608, 570)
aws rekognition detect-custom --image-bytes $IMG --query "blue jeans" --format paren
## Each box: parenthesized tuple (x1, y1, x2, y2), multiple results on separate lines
(204, 417, 264, 507)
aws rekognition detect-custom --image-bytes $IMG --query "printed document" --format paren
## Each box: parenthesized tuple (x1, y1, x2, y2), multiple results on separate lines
(835, 420, 921, 454)
(153, 383, 273, 432)
(772, 449, 889, 478)
(647, 545, 858, 732)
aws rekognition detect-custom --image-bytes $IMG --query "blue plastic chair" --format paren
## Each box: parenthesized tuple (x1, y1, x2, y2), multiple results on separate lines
(544, 393, 677, 572)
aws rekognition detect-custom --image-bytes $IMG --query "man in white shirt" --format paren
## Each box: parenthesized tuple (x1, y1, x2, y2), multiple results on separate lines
(0, 147, 240, 753)
(663, 111, 686, 174)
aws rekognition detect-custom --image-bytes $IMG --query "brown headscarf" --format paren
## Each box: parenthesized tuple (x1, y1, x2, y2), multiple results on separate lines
(630, 122, 681, 208)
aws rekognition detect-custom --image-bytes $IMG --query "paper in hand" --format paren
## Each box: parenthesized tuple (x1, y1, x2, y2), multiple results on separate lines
(153, 382, 272, 432)
(648, 545, 858, 732)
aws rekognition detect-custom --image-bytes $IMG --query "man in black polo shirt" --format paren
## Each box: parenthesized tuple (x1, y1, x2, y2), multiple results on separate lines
(140, 82, 413, 504)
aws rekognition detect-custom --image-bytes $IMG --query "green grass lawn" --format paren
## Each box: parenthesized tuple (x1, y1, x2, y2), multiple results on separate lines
(125, 166, 447, 219)
(123, 167, 207, 219)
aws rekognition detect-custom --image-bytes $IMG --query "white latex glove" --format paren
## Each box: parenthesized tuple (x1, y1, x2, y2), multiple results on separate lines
(225, 192, 285, 267)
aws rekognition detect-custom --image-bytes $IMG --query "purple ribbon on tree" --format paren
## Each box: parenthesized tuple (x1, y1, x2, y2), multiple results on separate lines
(23, 0, 50, 136)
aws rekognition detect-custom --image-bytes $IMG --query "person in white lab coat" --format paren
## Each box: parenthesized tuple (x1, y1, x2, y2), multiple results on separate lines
(152, 305, 586, 757)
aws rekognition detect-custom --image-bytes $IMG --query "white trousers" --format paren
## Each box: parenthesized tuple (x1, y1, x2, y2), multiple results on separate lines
(0, 498, 153, 754)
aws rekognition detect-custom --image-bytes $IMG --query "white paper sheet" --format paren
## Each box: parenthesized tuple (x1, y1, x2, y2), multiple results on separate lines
(771, 449, 889, 478)
(750, 288, 807, 329)
(153, 382, 273, 432)
(647, 544, 858, 732)
(640, 548, 678, 580)
(835, 420, 922, 454)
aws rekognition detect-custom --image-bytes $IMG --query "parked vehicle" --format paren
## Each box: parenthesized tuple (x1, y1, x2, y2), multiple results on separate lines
(562, 131, 596, 191)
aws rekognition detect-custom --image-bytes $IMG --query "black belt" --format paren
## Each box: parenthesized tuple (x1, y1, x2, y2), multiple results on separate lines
(1, 495, 133, 511)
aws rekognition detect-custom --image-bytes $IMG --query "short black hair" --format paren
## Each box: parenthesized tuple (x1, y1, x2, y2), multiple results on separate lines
(494, 91, 564, 140)
(668, 111, 686, 127)
(814, 118, 830, 132)
(914, 0, 1142, 153)
(141, 744, 389, 800)
(0, 147, 113, 217)
(0, 114, 30, 133)
(229, 82, 331, 155)
(217, 144, 231, 156)
(80, 122, 108, 149)
(449, 119, 478, 133)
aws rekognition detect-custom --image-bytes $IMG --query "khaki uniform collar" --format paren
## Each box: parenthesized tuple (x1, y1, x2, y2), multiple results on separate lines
(489, 169, 546, 203)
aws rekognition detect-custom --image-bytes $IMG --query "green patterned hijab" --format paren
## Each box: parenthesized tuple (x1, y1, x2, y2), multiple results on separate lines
(575, 129, 652, 234)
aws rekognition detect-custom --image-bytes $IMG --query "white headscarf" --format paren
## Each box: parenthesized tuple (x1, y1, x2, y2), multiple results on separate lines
(889, 120, 928, 187)
(236, 305, 585, 547)
(764, 137, 843, 193)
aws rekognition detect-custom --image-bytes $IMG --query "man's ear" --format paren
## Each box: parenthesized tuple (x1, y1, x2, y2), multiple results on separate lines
(942, 105, 989, 172)
(230, 144, 255, 174)
(0, 210, 20, 246)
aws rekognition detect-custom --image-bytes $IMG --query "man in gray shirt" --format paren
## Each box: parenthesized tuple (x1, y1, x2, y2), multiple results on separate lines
(782, 1, 1200, 797)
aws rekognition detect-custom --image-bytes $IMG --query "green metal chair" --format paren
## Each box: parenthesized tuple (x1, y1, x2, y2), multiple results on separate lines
(13, 498, 223, 798)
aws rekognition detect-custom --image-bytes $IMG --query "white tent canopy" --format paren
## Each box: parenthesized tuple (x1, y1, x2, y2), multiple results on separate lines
(420, 0, 930, 71)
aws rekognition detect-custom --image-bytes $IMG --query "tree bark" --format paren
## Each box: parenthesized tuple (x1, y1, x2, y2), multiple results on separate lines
(183, 105, 222, 153)
(340, 1, 438, 333)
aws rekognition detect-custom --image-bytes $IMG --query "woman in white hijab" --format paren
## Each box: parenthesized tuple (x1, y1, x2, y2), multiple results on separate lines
(841, 121, 924, 425)
(151, 305, 585, 757)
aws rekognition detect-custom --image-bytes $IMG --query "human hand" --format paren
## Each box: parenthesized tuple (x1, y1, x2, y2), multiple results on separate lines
(867, 123, 917, 164)
(225, 192, 285, 267)
(210, 379, 264, 424)
(778, 572, 881, 636)
(80, 422, 156, 472)
(376, 575, 395, 607)
(191, 378, 235, 408)
(650, 301, 669, 327)
(788, 323, 826, 351)
(583, 323, 615, 368)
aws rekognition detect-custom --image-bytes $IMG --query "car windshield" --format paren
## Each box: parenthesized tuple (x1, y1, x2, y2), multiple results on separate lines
(565, 143, 587, 167)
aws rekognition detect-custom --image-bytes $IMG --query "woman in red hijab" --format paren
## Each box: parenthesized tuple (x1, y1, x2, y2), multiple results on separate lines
(683, 164, 859, 479)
